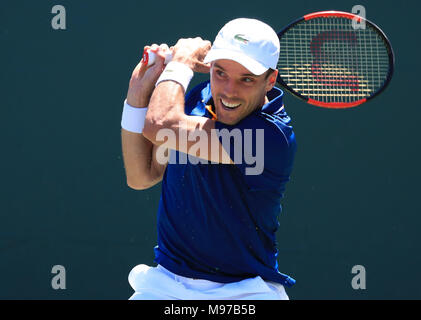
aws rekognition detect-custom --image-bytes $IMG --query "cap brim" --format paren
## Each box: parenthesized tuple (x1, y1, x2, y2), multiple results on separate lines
(203, 49, 268, 75)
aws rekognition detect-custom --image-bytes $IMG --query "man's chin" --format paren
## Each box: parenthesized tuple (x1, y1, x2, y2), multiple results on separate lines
(216, 115, 241, 126)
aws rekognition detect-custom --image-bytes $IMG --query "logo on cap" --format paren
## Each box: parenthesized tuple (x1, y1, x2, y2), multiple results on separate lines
(234, 34, 249, 44)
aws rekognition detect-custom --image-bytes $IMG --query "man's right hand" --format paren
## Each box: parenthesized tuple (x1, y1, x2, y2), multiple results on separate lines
(171, 37, 212, 74)
(126, 43, 172, 108)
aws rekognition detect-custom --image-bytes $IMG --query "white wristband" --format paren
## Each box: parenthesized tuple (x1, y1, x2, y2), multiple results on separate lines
(121, 100, 148, 134)
(156, 61, 194, 93)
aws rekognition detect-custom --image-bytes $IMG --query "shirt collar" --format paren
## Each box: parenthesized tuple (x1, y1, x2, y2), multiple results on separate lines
(261, 86, 284, 114)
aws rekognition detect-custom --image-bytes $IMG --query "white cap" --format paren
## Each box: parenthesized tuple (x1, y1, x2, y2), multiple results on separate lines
(204, 18, 280, 75)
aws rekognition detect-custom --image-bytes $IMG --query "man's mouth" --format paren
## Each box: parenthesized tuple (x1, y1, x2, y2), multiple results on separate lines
(220, 98, 241, 110)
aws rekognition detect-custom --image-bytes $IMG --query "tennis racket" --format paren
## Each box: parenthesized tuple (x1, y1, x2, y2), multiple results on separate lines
(143, 10, 394, 109)
(276, 11, 394, 108)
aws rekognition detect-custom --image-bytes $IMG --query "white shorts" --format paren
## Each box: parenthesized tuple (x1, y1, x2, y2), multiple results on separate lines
(128, 264, 289, 300)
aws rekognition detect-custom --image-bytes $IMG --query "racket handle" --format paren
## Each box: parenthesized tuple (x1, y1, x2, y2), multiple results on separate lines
(142, 49, 173, 66)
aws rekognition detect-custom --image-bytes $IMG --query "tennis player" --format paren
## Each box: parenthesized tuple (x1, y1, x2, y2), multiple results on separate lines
(121, 18, 297, 300)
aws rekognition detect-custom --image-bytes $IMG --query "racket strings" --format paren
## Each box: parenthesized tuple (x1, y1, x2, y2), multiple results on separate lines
(278, 17, 390, 104)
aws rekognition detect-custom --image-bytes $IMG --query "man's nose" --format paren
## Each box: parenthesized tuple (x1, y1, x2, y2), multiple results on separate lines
(223, 79, 238, 98)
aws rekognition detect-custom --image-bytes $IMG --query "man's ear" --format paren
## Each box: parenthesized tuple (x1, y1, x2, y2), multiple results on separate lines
(265, 69, 278, 92)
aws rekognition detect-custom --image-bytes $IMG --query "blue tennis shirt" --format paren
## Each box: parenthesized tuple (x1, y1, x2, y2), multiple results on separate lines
(153, 80, 297, 287)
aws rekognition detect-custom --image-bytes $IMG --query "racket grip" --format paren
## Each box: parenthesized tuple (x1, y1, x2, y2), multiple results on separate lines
(142, 49, 173, 66)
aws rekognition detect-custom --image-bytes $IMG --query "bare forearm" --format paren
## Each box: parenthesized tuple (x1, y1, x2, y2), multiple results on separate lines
(132, 38, 230, 164)
(143, 81, 232, 164)
(121, 44, 173, 190)
(145, 81, 185, 130)
(121, 129, 156, 190)
(144, 37, 211, 137)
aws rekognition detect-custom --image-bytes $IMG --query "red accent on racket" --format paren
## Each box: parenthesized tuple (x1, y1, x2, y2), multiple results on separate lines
(142, 48, 149, 65)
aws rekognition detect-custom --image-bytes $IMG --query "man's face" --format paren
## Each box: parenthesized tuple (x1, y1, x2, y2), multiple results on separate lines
(209, 59, 277, 125)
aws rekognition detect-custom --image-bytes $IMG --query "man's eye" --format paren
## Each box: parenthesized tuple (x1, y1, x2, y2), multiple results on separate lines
(243, 77, 254, 83)
(216, 70, 225, 77)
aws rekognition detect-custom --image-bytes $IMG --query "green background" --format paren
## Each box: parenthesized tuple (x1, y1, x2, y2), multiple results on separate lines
(1, 0, 419, 299)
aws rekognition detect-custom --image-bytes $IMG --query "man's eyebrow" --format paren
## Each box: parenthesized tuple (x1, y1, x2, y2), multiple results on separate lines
(213, 62, 258, 77)
(213, 63, 226, 71)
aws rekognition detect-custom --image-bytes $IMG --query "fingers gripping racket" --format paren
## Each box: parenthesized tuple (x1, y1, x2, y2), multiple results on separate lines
(143, 10, 394, 109)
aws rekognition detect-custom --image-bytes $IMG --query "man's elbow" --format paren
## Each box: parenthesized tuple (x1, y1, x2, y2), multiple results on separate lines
(143, 114, 178, 144)
(126, 178, 153, 191)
